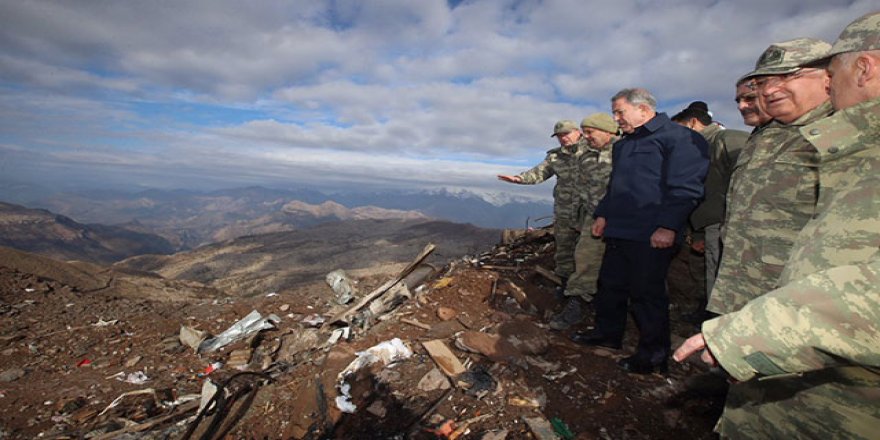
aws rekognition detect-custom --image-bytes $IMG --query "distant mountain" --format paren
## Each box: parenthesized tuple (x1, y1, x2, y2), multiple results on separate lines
(117, 218, 499, 296)
(0, 202, 175, 264)
(20, 186, 551, 249)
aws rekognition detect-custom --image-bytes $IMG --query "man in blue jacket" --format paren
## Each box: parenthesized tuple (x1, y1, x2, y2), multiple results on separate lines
(572, 88, 709, 374)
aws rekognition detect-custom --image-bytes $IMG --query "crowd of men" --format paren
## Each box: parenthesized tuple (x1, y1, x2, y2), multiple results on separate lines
(499, 12, 879, 439)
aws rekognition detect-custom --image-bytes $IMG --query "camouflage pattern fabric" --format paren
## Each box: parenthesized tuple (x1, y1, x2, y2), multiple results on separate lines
(708, 101, 833, 314)
(516, 138, 591, 277)
(566, 137, 615, 299)
(702, 96, 880, 439)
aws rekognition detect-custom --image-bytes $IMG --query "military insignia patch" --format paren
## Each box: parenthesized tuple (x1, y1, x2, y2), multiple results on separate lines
(758, 47, 785, 66)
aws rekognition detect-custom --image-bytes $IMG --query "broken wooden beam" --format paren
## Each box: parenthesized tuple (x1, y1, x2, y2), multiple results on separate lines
(323, 243, 435, 328)
(534, 265, 563, 286)
(401, 318, 432, 330)
(422, 339, 466, 378)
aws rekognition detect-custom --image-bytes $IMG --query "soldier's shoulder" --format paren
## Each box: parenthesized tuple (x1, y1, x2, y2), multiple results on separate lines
(545, 146, 563, 155)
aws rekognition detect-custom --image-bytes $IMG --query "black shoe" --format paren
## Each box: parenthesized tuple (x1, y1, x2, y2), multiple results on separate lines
(617, 354, 668, 375)
(549, 297, 585, 330)
(570, 331, 622, 349)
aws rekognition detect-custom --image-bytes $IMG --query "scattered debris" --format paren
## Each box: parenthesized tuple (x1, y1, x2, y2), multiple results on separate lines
(326, 269, 357, 305)
(336, 338, 413, 413)
(422, 339, 467, 378)
(198, 310, 280, 353)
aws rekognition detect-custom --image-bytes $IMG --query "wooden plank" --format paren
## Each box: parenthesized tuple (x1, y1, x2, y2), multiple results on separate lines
(323, 243, 435, 328)
(422, 339, 466, 378)
(534, 265, 563, 286)
(401, 318, 431, 330)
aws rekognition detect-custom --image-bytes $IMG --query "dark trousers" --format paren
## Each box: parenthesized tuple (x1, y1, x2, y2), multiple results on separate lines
(594, 238, 678, 361)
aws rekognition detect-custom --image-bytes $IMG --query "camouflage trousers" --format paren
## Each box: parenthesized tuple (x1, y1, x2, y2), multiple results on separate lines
(704, 223, 722, 297)
(566, 233, 605, 301)
(553, 222, 579, 281)
(715, 367, 880, 439)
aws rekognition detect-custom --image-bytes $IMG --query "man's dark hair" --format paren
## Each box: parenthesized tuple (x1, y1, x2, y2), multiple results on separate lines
(671, 101, 712, 125)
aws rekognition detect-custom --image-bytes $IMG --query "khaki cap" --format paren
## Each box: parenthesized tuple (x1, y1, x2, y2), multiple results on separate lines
(551, 120, 579, 137)
(826, 12, 880, 58)
(580, 113, 618, 134)
(741, 38, 831, 80)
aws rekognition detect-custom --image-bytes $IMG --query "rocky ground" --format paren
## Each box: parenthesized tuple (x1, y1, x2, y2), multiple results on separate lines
(0, 230, 725, 439)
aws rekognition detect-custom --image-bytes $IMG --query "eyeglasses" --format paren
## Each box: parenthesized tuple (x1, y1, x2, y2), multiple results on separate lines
(753, 68, 821, 90)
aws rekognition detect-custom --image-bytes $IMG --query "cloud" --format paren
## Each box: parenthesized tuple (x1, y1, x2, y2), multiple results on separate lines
(0, 0, 876, 200)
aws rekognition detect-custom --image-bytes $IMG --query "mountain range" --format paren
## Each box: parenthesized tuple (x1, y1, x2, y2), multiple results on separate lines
(13, 185, 551, 249)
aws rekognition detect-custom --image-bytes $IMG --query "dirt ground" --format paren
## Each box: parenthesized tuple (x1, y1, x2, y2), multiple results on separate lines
(0, 232, 726, 439)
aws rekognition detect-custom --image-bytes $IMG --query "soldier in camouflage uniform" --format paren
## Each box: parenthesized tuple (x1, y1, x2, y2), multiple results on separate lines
(675, 13, 880, 439)
(708, 38, 833, 315)
(734, 77, 772, 129)
(498, 120, 591, 285)
(549, 113, 618, 330)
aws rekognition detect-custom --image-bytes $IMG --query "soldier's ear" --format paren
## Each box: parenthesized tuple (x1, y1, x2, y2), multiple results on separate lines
(855, 53, 879, 87)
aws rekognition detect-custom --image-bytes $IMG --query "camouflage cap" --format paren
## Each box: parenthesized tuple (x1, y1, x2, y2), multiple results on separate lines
(580, 113, 618, 134)
(826, 12, 880, 59)
(742, 38, 832, 79)
(551, 120, 579, 137)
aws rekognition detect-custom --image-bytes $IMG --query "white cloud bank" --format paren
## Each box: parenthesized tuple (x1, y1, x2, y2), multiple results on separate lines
(0, 0, 875, 200)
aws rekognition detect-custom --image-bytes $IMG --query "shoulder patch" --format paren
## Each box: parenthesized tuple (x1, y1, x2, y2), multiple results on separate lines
(744, 352, 787, 376)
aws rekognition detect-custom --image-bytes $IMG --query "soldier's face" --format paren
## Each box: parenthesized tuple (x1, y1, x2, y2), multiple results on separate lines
(611, 98, 651, 134)
(827, 53, 862, 111)
(583, 127, 612, 148)
(735, 82, 770, 127)
(556, 130, 580, 147)
(756, 68, 830, 124)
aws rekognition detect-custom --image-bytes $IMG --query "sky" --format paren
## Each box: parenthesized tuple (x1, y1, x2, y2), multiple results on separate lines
(0, 0, 875, 203)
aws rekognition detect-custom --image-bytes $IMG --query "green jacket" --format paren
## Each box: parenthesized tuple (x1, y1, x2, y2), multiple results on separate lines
(576, 137, 615, 226)
(702, 97, 880, 439)
(516, 138, 590, 227)
(688, 123, 748, 237)
(709, 101, 833, 314)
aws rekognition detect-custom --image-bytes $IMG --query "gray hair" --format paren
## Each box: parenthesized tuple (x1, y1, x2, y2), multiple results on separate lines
(611, 88, 657, 110)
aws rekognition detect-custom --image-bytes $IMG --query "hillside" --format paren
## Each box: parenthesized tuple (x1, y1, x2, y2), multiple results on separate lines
(0, 202, 175, 264)
(0, 227, 722, 439)
(116, 218, 498, 297)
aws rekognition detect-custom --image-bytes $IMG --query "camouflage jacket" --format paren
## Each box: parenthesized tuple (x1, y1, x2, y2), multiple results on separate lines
(576, 137, 615, 225)
(688, 123, 748, 236)
(708, 101, 833, 314)
(701, 97, 880, 439)
(516, 138, 590, 227)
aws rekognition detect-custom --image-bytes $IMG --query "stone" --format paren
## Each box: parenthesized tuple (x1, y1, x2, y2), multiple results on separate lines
(0, 368, 25, 382)
(417, 367, 451, 392)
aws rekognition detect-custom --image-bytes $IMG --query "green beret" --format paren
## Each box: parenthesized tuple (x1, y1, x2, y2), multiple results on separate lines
(580, 113, 618, 134)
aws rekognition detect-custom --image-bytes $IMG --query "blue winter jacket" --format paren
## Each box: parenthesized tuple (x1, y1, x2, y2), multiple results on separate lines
(593, 112, 709, 242)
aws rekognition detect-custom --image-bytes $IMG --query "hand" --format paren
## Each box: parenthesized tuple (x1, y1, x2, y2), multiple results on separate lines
(690, 240, 705, 253)
(673, 333, 718, 367)
(591, 217, 606, 237)
(497, 175, 522, 183)
(650, 227, 675, 248)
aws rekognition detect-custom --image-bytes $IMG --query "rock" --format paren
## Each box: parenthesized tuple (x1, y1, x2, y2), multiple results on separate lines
(436, 306, 456, 321)
(276, 329, 321, 363)
(366, 400, 387, 418)
(455, 331, 518, 362)
(498, 320, 548, 355)
(0, 368, 25, 382)
(124, 355, 143, 368)
(427, 320, 465, 339)
(417, 367, 451, 392)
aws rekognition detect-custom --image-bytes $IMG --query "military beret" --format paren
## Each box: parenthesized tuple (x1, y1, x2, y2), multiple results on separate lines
(551, 120, 579, 137)
(580, 113, 618, 134)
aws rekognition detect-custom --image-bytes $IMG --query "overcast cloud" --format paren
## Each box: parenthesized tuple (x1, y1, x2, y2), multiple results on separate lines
(0, 0, 875, 201)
